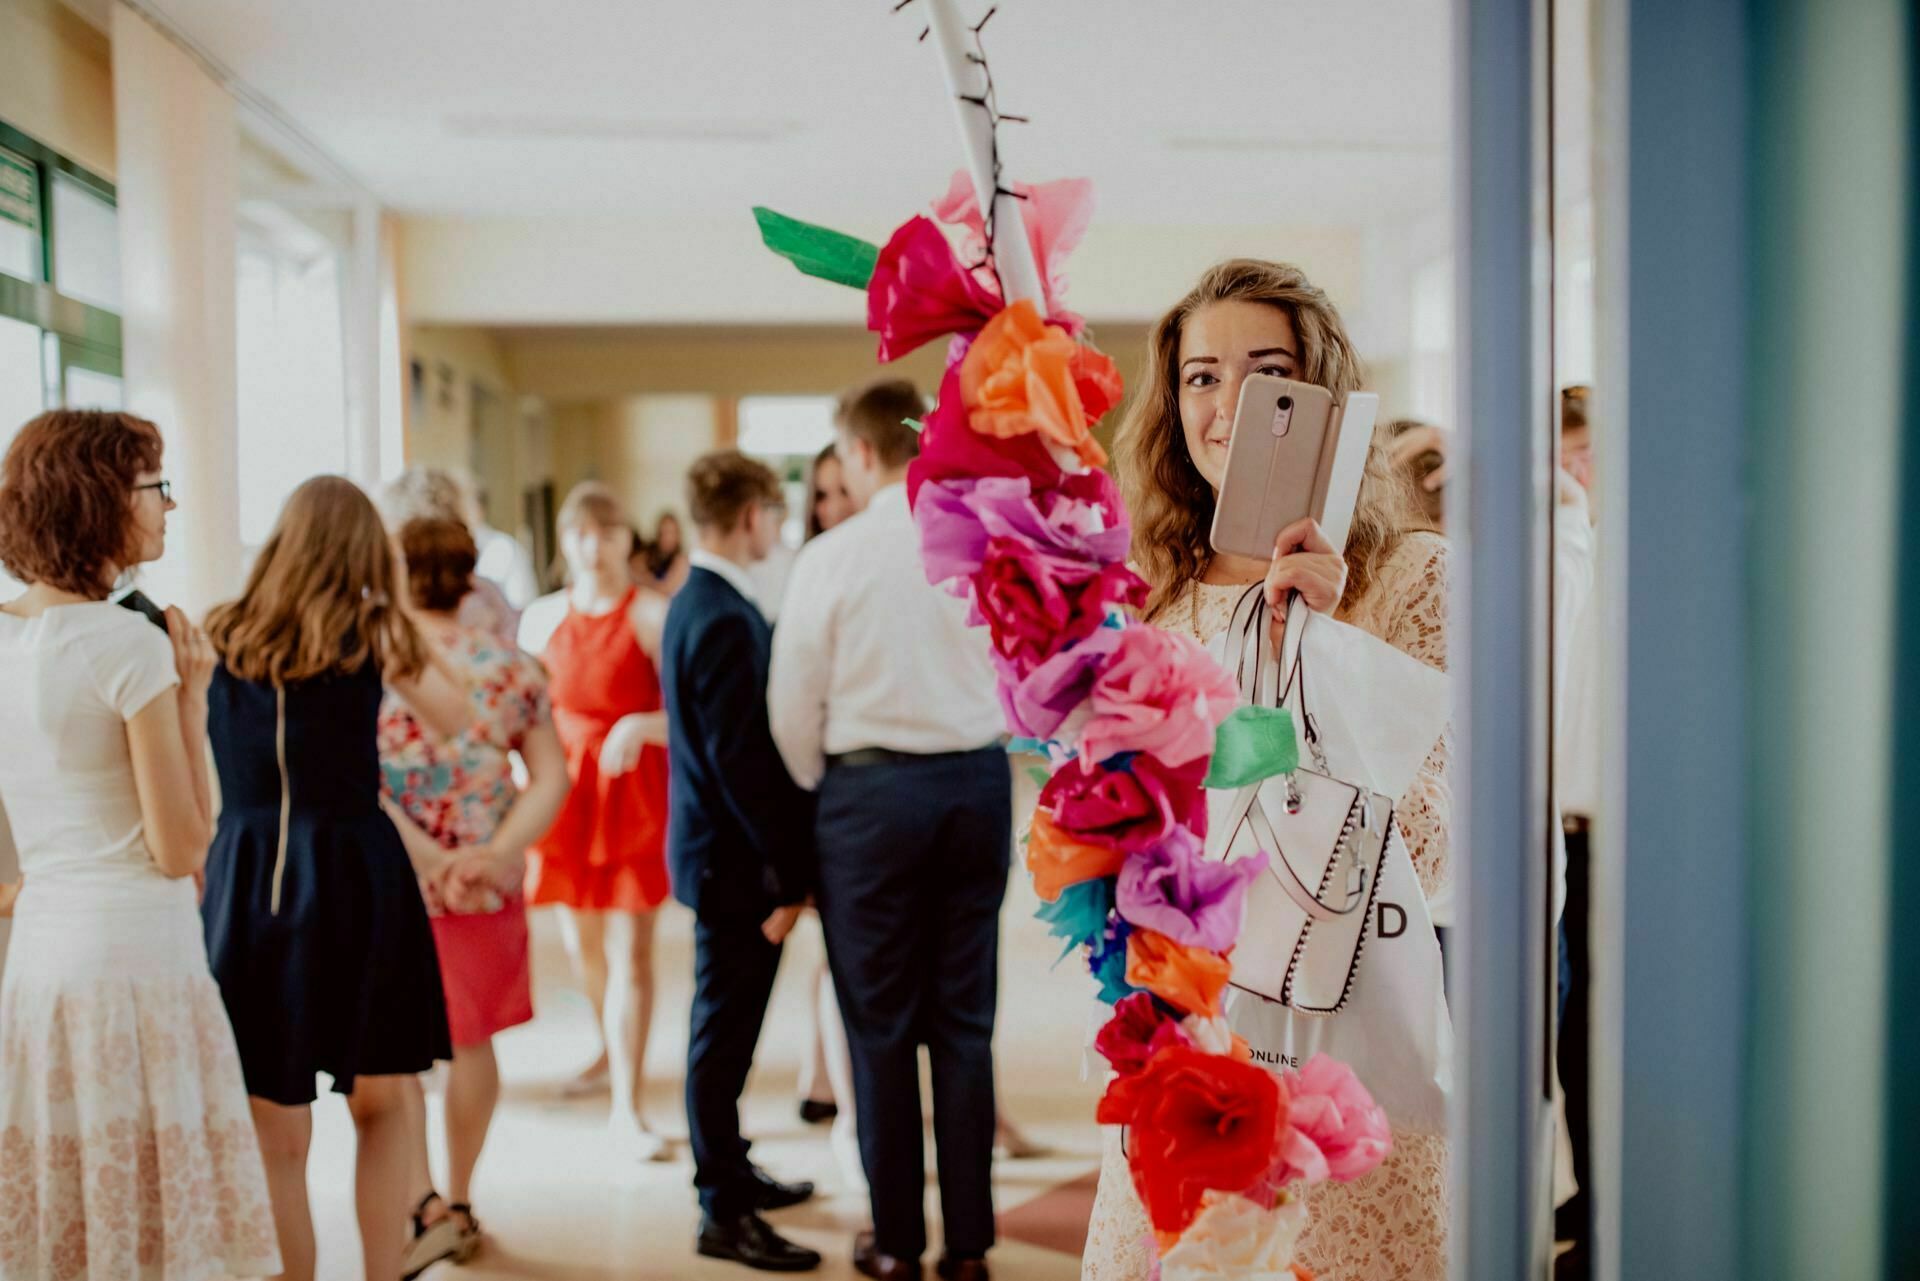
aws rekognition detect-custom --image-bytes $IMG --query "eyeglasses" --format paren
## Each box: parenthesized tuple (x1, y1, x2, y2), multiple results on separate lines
(133, 480, 174, 503)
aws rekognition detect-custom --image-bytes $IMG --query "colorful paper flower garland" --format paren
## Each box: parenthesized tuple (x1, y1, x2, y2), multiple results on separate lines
(756, 174, 1389, 1272)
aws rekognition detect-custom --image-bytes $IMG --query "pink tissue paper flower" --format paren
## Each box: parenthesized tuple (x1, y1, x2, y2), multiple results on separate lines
(1078, 626, 1239, 770)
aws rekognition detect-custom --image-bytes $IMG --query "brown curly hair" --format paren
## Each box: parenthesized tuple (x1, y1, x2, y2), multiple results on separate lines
(1113, 259, 1416, 623)
(206, 475, 428, 685)
(0, 409, 164, 597)
(396, 517, 477, 613)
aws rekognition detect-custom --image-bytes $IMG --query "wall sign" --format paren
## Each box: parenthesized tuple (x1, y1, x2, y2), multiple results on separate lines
(0, 149, 39, 233)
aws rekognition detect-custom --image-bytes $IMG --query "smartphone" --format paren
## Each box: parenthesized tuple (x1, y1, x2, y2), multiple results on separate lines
(115, 588, 169, 631)
(1209, 375, 1340, 560)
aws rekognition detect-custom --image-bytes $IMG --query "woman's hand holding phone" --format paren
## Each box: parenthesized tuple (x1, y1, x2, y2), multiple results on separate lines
(1265, 517, 1347, 654)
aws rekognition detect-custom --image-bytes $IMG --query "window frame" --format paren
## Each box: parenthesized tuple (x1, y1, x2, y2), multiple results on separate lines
(0, 120, 121, 368)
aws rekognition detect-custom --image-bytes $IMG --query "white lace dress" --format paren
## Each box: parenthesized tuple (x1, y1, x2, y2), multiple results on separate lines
(0, 603, 280, 1281)
(1082, 533, 1454, 1281)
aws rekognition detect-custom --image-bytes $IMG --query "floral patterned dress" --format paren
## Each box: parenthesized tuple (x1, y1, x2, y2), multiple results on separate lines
(378, 620, 549, 1047)
(1082, 532, 1455, 1281)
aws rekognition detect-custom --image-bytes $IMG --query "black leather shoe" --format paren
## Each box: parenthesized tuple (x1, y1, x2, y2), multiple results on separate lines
(936, 1256, 989, 1281)
(853, 1230, 922, 1281)
(751, 1166, 816, 1211)
(799, 1099, 839, 1125)
(697, 1212, 822, 1272)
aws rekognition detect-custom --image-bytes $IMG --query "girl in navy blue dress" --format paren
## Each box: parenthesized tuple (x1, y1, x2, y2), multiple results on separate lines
(202, 475, 471, 1281)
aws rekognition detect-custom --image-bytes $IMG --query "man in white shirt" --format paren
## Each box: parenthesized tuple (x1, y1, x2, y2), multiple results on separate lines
(769, 379, 1008, 1281)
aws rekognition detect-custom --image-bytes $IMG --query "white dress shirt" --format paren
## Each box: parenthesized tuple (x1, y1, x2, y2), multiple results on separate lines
(769, 483, 1003, 790)
(744, 540, 798, 623)
(689, 547, 761, 607)
(474, 523, 541, 609)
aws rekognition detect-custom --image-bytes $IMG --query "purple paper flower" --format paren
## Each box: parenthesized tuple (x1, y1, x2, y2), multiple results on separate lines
(993, 625, 1123, 739)
(1116, 830, 1269, 954)
(914, 472, 1131, 595)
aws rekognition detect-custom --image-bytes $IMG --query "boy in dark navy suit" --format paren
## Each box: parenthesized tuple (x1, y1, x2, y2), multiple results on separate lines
(661, 450, 819, 1273)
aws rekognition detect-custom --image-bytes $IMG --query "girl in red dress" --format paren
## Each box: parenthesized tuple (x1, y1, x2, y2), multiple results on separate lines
(524, 482, 675, 1159)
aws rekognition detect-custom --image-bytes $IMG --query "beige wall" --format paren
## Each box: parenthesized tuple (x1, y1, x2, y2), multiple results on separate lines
(399, 213, 1367, 330)
(0, 0, 114, 176)
(548, 395, 720, 537)
(402, 324, 541, 540)
(497, 322, 1150, 413)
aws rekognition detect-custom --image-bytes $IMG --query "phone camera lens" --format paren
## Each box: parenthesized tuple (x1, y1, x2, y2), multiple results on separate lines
(1277, 395, 1293, 411)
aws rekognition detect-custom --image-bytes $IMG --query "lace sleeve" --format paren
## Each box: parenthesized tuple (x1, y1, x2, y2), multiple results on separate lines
(1368, 535, 1453, 901)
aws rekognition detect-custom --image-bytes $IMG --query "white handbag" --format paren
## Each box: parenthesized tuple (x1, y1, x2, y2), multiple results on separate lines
(1216, 586, 1394, 1014)
(1207, 585, 1455, 1135)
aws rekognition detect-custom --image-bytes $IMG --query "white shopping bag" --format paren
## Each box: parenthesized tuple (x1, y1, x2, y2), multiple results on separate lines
(1206, 588, 1454, 1136)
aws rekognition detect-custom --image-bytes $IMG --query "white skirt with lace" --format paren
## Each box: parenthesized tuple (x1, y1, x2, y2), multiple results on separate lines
(1082, 1123, 1449, 1281)
(0, 884, 281, 1281)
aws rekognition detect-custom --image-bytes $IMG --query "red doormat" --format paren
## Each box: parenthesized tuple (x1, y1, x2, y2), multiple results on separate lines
(997, 1170, 1100, 1257)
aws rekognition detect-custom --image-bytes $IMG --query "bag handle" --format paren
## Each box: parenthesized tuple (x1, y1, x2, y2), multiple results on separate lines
(1227, 585, 1324, 773)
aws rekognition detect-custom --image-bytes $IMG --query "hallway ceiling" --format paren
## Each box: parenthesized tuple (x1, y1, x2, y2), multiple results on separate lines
(125, 0, 1450, 228)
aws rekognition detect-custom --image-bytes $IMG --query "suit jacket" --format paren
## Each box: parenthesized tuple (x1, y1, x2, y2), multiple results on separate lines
(661, 565, 815, 919)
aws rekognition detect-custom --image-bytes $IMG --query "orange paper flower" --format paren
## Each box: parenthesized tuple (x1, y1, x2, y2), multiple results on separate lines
(960, 299, 1111, 467)
(1026, 810, 1127, 902)
(1125, 928, 1233, 1019)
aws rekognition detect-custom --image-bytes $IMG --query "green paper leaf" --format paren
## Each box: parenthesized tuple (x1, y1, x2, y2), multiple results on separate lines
(1026, 766, 1051, 788)
(903, 416, 925, 434)
(1204, 705, 1299, 789)
(753, 206, 879, 291)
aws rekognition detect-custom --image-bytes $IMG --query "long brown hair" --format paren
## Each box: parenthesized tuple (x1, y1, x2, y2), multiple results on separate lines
(1113, 259, 1417, 622)
(206, 475, 428, 685)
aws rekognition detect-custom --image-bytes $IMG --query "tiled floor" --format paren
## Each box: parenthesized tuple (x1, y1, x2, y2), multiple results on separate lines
(303, 777, 1107, 1280)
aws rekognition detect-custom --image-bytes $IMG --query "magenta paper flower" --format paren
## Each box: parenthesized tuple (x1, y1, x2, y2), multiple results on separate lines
(915, 471, 1132, 594)
(1094, 991, 1194, 1078)
(1115, 831, 1266, 954)
(1039, 754, 1206, 854)
(971, 537, 1147, 678)
(992, 625, 1121, 740)
(1251, 1053, 1393, 1199)
(906, 363, 1062, 507)
(932, 170, 1095, 333)
(867, 215, 1003, 363)
(1078, 626, 1239, 769)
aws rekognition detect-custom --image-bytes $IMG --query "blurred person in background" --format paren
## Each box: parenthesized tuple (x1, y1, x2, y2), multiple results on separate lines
(522, 482, 677, 1161)
(377, 516, 570, 1277)
(640, 511, 692, 596)
(381, 466, 520, 644)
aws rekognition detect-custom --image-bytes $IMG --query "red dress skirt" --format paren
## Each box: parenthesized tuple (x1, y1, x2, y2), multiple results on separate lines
(527, 589, 672, 913)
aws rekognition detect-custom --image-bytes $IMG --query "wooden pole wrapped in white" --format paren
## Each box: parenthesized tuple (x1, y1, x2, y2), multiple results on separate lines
(924, 0, 1046, 310)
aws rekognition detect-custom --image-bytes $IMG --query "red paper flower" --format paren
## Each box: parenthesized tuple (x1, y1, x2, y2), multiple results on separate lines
(1096, 1044, 1289, 1235)
(970, 536, 1146, 678)
(907, 363, 1062, 506)
(1094, 992, 1193, 1077)
(1039, 755, 1206, 853)
(867, 215, 1002, 363)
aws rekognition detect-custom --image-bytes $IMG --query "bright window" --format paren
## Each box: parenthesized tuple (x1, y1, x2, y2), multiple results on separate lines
(235, 217, 347, 543)
(50, 173, 119, 312)
(1410, 256, 1455, 423)
(0, 316, 44, 449)
(737, 396, 837, 458)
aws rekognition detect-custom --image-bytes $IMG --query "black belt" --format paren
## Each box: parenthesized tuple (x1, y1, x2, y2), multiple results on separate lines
(826, 744, 1001, 769)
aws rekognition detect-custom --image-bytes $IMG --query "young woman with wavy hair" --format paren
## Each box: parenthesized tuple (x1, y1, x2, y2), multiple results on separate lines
(201, 475, 470, 1281)
(1081, 260, 1455, 1281)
